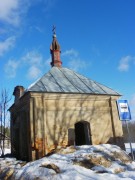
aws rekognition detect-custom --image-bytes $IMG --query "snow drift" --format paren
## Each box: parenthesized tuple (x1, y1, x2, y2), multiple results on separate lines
(0, 144, 135, 180)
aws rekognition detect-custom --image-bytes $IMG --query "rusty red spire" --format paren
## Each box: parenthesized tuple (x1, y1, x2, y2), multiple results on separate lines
(50, 26, 62, 67)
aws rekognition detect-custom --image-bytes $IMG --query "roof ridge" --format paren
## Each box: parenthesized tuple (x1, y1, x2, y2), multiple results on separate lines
(27, 67, 120, 96)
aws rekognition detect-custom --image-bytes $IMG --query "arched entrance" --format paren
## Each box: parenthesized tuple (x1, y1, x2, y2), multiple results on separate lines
(75, 121, 92, 145)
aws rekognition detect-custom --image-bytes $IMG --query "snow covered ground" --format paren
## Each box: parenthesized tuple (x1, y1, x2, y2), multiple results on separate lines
(1, 143, 135, 156)
(1, 144, 135, 179)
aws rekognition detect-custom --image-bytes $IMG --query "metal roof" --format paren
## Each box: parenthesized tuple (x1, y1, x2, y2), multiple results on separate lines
(27, 67, 120, 95)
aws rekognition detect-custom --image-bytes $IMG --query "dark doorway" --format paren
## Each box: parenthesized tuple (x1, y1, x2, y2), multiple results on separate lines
(75, 121, 92, 145)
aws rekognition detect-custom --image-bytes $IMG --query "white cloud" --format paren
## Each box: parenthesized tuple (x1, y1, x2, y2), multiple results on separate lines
(44, 57, 51, 66)
(68, 59, 88, 72)
(34, 26, 43, 33)
(23, 51, 45, 79)
(62, 49, 90, 71)
(4, 50, 47, 79)
(22, 51, 42, 65)
(27, 66, 41, 79)
(0, 0, 56, 26)
(0, 36, 15, 56)
(62, 49, 78, 58)
(4, 59, 19, 78)
(118, 56, 135, 72)
(0, 0, 56, 57)
(0, 0, 20, 26)
(0, 28, 7, 35)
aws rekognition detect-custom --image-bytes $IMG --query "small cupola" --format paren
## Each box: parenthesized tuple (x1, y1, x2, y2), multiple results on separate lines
(50, 26, 62, 68)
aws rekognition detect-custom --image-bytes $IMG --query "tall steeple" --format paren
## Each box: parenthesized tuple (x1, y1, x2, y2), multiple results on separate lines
(50, 26, 62, 67)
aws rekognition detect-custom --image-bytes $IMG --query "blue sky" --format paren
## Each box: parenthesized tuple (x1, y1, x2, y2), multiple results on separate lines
(0, 0, 135, 119)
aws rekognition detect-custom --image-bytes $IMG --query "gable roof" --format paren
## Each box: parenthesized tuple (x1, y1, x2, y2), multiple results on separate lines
(27, 67, 120, 96)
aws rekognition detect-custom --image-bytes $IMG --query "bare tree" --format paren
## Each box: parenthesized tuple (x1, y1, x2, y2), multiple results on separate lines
(0, 89, 11, 156)
(122, 121, 135, 143)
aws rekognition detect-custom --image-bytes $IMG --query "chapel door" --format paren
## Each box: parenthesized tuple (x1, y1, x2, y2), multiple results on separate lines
(75, 121, 92, 145)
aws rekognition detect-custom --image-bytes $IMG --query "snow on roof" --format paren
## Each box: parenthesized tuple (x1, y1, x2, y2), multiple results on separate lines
(26, 67, 121, 96)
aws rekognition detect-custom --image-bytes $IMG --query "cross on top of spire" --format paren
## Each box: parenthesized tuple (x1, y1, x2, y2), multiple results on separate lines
(50, 26, 62, 67)
(52, 25, 56, 37)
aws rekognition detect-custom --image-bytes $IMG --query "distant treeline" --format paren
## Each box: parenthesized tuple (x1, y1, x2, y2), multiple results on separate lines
(0, 126, 10, 137)
(122, 121, 135, 142)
